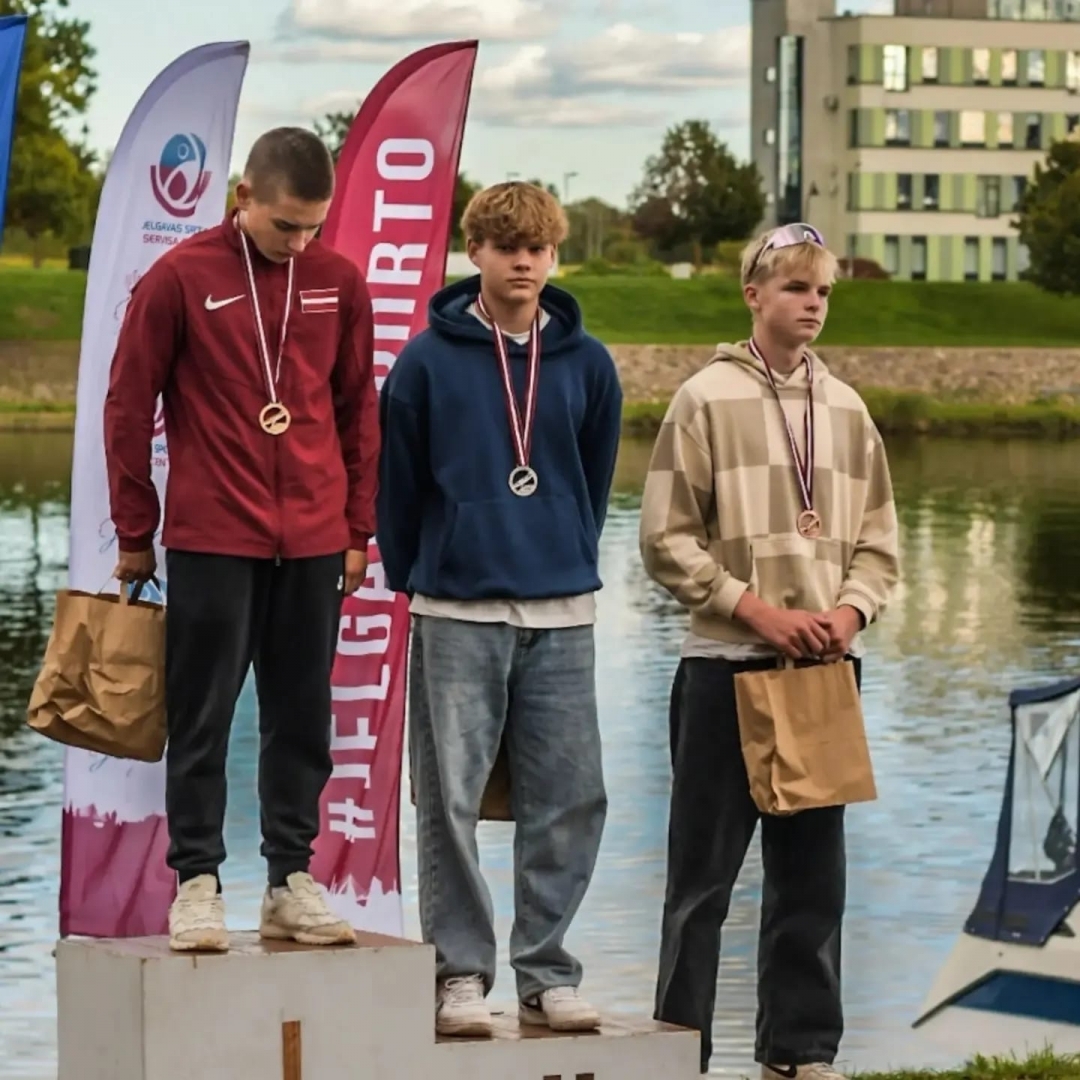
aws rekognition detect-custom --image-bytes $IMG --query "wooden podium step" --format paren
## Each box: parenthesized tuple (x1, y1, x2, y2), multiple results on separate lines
(56, 931, 700, 1080)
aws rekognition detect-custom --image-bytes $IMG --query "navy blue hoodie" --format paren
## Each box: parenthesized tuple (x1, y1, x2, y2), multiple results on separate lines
(376, 276, 623, 601)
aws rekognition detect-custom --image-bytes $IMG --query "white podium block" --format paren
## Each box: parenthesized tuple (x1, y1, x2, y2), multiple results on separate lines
(56, 931, 701, 1080)
(433, 1013, 701, 1080)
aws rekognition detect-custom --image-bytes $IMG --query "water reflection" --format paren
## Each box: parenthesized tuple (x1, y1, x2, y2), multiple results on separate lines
(2, 433, 1080, 1077)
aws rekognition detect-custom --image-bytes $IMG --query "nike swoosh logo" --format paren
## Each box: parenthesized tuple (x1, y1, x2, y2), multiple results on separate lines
(204, 294, 244, 311)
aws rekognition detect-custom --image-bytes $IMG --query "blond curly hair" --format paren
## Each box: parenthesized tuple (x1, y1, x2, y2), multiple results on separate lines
(461, 182, 569, 248)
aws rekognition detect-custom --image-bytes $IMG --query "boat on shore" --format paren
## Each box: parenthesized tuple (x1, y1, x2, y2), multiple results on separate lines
(914, 677, 1080, 1056)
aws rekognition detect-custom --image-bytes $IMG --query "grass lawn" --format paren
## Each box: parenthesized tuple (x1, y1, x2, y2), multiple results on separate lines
(852, 1051, 1080, 1080)
(0, 266, 86, 340)
(2, 265, 1080, 347)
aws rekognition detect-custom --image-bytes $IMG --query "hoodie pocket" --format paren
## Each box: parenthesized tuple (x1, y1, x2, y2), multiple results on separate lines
(748, 533, 844, 610)
(438, 496, 596, 593)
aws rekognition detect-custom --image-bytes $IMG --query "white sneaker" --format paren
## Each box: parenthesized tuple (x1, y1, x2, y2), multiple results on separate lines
(259, 872, 357, 946)
(168, 875, 228, 952)
(436, 975, 493, 1038)
(519, 986, 601, 1032)
(763, 1064, 848, 1080)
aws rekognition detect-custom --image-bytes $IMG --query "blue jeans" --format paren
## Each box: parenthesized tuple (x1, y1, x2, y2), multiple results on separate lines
(409, 615, 607, 1002)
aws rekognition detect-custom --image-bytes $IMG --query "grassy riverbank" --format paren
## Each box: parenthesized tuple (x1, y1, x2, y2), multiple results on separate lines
(623, 391, 1080, 440)
(3, 266, 1080, 347)
(9, 392, 1080, 441)
(854, 1051, 1080, 1080)
(5, 265, 1080, 438)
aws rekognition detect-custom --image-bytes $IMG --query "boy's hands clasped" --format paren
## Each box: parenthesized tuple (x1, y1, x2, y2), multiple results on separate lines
(735, 592, 862, 662)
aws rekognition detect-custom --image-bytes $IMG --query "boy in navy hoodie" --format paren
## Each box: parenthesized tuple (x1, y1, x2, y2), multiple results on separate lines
(376, 182, 622, 1038)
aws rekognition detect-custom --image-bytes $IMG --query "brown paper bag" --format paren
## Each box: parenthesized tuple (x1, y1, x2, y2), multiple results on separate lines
(733, 659, 876, 815)
(408, 733, 513, 822)
(26, 583, 167, 763)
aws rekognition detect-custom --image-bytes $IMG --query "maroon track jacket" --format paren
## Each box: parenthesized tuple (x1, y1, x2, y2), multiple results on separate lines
(103, 214, 379, 559)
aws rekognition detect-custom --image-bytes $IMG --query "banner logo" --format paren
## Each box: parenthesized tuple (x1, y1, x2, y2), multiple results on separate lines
(150, 133, 212, 218)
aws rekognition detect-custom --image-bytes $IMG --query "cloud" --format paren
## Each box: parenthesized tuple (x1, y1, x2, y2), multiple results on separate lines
(277, 0, 555, 42)
(240, 90, 366, 127)
(254, 39, 402, 64)
(475, 95, 666, 128)
(262, 10, 750, 130)
(468, 24, 749, 99)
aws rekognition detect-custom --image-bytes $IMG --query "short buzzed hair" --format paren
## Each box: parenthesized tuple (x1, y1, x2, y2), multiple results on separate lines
(243, 127, 335, 203)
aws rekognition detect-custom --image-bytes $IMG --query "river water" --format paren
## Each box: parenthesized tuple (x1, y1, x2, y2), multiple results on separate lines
(2, 431, 1079, 1078)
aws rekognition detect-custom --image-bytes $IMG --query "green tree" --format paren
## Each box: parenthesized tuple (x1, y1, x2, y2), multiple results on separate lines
(1014, 138, 1080, 295)
(314, 110, 356, 162)
(2, 0, 99, 262)
(314, 107, 480, 249)
(630, 119, 764, 265)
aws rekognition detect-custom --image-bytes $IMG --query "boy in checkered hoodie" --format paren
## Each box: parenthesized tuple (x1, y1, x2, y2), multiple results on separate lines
(639, 225, 900, 1079)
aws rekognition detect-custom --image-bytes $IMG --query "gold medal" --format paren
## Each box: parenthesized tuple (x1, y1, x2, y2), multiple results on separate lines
(259, 402, 292, 435)
(238, 219, 294, 436)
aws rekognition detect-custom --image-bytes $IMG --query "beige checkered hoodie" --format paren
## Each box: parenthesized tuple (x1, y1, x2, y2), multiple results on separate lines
(639, 341, 899, 646)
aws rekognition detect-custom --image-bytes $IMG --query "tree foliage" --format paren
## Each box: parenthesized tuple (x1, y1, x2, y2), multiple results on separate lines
(1014, 138, 1080, 296)
(630, 120, 764, 262)
(2, 0, 100, 260)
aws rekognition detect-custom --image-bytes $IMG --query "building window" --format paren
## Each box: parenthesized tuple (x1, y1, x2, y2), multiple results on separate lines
(992, 238, 1008, 281)
(847, 173, 859, 210)
(766, 66, 777, 83)
(912, 237, 928, 281)
(1067, 51, 1080, 91)
(849, 110, 860, 148)
(884, 45, 909, 91)
(884, 236, 900, 276)
(998, 112, 1014, 147)
(934, 110, 951, 147)
(960, 110, 987, 146)
(922, 46, 939, 82)
(776, 35, 805, 226)
(886, 109, 912, 145)
(1068, 114, 1080, 134)
(977, 176, 1002, 218)
(1026, 113, 1043, 149)
(973, 48, 991, 84)
(1013, 175, 1028, 209)
(847, 46, 859, 85)
(1002, 49, 1018, 84)
(1028, 50, 1046, 86)
(898, 174, 913, 209)
(925, 174, 941, 210)
(765, 128, 776, 146)
(964, 237, 980, 282)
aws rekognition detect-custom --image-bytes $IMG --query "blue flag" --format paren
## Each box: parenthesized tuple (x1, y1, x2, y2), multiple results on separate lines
(0, 14, 29, 240)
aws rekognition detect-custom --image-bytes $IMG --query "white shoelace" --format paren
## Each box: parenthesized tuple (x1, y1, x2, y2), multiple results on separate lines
(441, 976, 484, 1005)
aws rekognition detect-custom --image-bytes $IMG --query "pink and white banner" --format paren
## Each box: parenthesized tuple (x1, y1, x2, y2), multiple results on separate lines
(60, 38, 479, 940)
(311, 39, 479, 933)
(61, 41, 250, 937)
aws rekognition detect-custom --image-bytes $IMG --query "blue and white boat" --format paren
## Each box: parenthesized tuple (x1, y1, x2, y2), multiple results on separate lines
(914, 677, 1080, 1054)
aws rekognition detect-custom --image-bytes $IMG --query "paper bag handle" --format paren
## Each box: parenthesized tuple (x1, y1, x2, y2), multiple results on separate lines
(111, 575, 161, 606)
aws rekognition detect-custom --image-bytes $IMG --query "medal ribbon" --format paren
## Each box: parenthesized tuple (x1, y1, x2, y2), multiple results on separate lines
(238, 221, 294, 408)
(748, 337, 814, 514)
(476, 293, 541, 470)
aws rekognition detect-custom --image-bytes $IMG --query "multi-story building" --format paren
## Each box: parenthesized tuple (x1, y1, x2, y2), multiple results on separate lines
(751, 0, 1080, 280)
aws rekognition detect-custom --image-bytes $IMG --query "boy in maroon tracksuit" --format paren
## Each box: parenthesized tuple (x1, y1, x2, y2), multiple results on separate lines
(103, 127, 379, 952)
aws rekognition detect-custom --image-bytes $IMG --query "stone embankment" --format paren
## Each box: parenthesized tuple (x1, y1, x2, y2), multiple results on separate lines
(608, 345, 1080, 406)
(2, 343, 1080, 424)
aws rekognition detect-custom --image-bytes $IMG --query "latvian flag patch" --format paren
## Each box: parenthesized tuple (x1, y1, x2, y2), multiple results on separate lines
(300, 287, 339, 315)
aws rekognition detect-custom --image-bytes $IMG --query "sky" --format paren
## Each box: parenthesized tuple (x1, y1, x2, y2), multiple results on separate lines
(70, 0, 892, 209)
